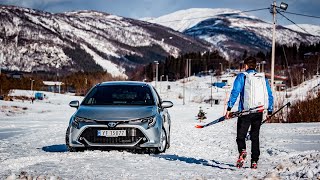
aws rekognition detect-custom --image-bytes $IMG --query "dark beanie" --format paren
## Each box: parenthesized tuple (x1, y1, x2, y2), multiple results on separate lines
(244, 56, 257, 69)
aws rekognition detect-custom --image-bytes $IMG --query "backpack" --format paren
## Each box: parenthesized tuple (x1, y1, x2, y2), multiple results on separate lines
(242, 72, 269, 110)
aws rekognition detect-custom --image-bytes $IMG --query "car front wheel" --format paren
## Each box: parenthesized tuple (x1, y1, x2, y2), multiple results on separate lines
(158, 128, 167, 152)
(149, 128, 167, 154)
(65, 127, 84, 152)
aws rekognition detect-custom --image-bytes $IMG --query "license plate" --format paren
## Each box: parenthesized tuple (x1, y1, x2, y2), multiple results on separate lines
(97, 130, 126, 137)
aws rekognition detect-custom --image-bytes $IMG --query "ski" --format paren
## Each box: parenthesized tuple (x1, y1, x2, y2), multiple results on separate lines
(246, 102, 291, 140)
(195, 105, 264, 128)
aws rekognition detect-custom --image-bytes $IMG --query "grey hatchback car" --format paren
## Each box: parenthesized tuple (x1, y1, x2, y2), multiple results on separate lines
(66, 81, 173, 154)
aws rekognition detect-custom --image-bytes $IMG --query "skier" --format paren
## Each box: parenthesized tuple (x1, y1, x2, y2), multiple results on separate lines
(225, 56, 274, 169)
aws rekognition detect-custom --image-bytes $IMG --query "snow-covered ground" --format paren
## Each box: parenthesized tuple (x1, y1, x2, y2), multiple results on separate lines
(1, 75, 320, 179)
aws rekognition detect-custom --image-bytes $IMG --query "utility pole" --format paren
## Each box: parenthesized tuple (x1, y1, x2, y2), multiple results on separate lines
(85, 78, 87, 95)
(219, 63, 223, 74)
(154, 61, 159, 90)
(189, 59, 192, 80)
(0, 52, 2, 75)
(0, 52, 2, 96)
(183, 59, 188, 105)
(317, 53, 319, 76)
(317, 53, 319, 88)
(30, 79, 34, 92)
(144, 66, 146, 81)
(270, 1, 288, 90)
(183, 78, 185, 105)
(271, 0, 277, 91)
(210, 72, 213, 107)
(186, 59, 189, 80)
(302, 68, 306, 83)
(261, 61, 266, 72)
(160, 75, 164, 94)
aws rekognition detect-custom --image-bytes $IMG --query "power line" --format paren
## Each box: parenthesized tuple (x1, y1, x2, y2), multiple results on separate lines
(277, 10, 311, 35)
(237, 7, 270, 13)
(282, 11, 320, 19)
(152, 8, 269, 24)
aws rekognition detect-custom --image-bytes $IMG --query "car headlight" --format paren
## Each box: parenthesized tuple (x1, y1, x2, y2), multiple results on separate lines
(72, 116, 95, 128)
(131, 115, 156, 127)
(142, 115, 157, 127)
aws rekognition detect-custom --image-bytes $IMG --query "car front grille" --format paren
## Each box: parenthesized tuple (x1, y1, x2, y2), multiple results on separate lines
(79, 127, 146, 145)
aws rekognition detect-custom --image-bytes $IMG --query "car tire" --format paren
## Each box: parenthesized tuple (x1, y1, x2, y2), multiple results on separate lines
(65, 127, 83, 152)
(149, 128, 167, 154)
(166, 126, 171, 149)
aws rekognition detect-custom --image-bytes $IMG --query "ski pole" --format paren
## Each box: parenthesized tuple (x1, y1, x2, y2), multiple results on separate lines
(246, 102, 291, 141)
(261, 101, 291, 124)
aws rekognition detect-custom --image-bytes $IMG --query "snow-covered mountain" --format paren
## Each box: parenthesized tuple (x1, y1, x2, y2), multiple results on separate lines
(149, 8, 320, 59)
(0, 6, 210, 77)
(148, 8, 246, 32)
(285, 24, 320, 37)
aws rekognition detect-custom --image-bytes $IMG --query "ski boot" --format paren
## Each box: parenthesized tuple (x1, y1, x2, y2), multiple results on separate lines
(250, 161, 257, 169)
(236, 150, 247, 168)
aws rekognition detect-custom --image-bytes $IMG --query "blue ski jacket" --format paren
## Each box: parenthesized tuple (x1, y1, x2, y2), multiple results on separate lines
(227, 69, 274, 113)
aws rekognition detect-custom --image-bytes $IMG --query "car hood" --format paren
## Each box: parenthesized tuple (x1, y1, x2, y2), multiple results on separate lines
(75, 105, 157, 121)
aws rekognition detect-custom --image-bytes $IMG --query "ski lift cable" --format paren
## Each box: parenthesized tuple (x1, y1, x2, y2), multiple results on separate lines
(153, 8, 269, 24)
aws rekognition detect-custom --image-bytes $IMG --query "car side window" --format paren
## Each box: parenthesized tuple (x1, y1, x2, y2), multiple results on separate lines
(82, 86, 98, 105)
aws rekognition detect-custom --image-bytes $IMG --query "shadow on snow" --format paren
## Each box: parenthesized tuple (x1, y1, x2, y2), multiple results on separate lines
(42, 144, 68, 152)
(41, 145, 236, 171)
(153, 154, 236, 171)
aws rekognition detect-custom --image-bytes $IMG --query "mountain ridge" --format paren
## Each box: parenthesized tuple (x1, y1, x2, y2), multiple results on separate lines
(285, 24, 320, 37)
(148, 8, 320, 59)
(0, 5, 210, 77)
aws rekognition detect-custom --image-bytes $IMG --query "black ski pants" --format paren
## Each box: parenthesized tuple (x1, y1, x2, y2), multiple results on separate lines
(236, 112, 263, 162)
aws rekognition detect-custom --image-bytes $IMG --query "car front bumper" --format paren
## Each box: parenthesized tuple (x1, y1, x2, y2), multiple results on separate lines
(68, 123, 162, 148)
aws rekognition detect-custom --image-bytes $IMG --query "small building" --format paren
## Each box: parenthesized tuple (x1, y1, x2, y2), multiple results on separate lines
(42, 81, 64, 93)
(265, 73, 288, 91)
(220, 73, 236, 86)
(304, 52, 318, 59)
(7, 72, 24, 79)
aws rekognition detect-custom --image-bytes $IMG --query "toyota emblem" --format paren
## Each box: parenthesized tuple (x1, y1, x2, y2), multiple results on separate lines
(108, 122, 118, 128)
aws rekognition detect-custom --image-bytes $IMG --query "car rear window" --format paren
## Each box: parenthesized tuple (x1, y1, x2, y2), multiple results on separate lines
(82, 85, 155, 106)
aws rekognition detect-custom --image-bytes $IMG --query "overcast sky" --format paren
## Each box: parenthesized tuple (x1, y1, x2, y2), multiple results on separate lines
(1, 0, 320, 26)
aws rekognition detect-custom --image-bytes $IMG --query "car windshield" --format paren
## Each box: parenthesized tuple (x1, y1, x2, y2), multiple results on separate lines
(82, 85, 155, 106)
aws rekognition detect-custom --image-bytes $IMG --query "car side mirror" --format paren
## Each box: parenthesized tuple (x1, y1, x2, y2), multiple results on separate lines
(161, 101, 173, 108)
(69, 100, 79, 108)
